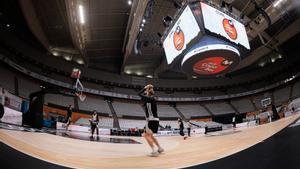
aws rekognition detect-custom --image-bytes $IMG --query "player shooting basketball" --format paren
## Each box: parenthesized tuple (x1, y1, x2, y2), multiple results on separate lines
(138, 84, 164, 157)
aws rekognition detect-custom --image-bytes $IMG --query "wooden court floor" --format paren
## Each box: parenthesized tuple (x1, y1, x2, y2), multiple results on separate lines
(0, 113, 299, 169)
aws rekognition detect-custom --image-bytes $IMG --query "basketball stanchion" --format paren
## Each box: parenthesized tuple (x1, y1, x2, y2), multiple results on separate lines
(71, 68, 86, 101)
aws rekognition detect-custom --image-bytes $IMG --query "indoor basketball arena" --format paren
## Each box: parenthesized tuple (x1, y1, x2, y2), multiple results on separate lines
(1, 0, 300, 168)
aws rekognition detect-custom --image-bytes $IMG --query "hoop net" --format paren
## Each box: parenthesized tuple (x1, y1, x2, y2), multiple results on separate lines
(76, 92, 86, 101)
(71, 68, 86, 102)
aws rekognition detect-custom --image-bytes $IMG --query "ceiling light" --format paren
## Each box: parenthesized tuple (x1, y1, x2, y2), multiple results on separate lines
(78, 5, 85, 24)
(259, 62, 265, 67)
(142, 18, 146, 23)
(6, 24, 10, 27)
(146, 75, 153, 78)
(139, 28, 143, 32)
(136, 72, 142, 76)
(52, 51, 59, 56)
(273, 0, 284, 7)
(271, 58, 275, 63)
(192, 76, 197, 79)
(125, 70, 132, 74)
(64, 56, 72, 61)
(141, 23, 144, 27)
(278, 54, 282, 59)
(77, 59, 84, 64)
(128, 0, 132, 5)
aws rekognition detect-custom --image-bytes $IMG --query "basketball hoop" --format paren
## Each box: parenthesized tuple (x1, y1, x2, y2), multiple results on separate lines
(71, 68, 86, 102)
(76, 92, 86, 102)
(71, 68, 81, 79)
(261, 98, 271, 108)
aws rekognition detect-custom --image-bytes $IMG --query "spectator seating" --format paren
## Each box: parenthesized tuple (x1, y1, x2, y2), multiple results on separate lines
(205, 102, 235, 115)
(273, 86, 291, 106)
(176, 103, 211, 118)
(78, 95, 111, 114)
(18, 77, 40, 98)
(231, 99, 255, 113)
(292, 80, 300, 99)
(0, 64, 15, 93)
(112, 101, 144, 117)
(44, 94, 74, 107)
(157, 104, 180, 118)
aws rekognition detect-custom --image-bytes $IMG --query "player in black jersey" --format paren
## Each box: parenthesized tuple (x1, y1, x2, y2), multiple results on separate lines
(90, 111, 99, 138)
(178, 118, 187, 140)
(66, 105, 73, 130)
(138, 84, 164, 157)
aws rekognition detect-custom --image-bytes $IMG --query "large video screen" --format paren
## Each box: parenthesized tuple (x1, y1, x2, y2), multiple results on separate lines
(200, 2, 250, 50)
(163, 6, 201, 64)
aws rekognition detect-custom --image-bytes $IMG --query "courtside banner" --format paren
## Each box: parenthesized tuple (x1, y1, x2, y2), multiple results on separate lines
(163, 5, 201, 64)
(200, 2, 250, 50)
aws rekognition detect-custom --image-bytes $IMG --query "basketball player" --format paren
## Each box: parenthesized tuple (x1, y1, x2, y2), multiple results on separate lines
(0, 102, 4, 121)
(138, 84, 164, 157)
(178, 118, 187, 140)
(66, 105, 72, 130)
(232, 115, 236, 129)
(187, 120, 192, 137)
(90, 111, 99, 138)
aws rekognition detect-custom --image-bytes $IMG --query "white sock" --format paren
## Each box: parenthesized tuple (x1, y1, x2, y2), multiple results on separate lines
(151, 147, 156, 152)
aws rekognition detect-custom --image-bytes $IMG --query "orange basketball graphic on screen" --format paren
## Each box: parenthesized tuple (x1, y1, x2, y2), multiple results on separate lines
(173, 26, 185, 51)
(223, 19, 237, 40)
(193, 57, 231, 75)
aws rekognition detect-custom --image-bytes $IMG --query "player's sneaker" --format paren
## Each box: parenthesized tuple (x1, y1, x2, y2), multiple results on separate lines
(149, 151, 159, 157)
(158, 147, 164, 154)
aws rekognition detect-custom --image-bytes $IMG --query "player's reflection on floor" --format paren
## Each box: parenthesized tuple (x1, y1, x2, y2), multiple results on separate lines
(0, 122, 141, 144)
(55, 130, 141, 144)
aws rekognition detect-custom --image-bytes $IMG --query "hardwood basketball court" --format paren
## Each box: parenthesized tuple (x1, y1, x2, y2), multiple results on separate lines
(0, 113, 299, 169)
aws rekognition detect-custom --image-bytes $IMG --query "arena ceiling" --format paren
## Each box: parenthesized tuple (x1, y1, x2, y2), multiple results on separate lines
(1, 0, 300, 80)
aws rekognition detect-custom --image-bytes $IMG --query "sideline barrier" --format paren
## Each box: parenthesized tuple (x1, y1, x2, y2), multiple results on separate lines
(0, 87, 22, 111)
(289, 97, 300, 111)
(56, 122, 111, 135)
(1, 106, 22, 125)
(157, 128, 206, 136)
(236, 120, 256, 128)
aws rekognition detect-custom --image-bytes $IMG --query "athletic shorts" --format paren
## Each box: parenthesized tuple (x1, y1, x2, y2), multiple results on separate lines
(91, 124, 97, 130)
(179, 128, 184, 136)
(146, 120, 159, 134)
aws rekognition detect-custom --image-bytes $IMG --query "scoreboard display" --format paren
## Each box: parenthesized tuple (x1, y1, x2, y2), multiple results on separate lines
(162, 2, 250, 77)
(163, 5, 201, 64)
(200, 2, 250, 50)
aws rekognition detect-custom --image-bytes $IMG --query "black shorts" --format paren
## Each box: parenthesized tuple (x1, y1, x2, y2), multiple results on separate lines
(179, 128, 184, 136)
(91, 124, 97, 130)
(146, 120, 159, 133)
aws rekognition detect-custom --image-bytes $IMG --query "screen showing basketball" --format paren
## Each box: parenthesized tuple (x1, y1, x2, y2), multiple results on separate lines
(181, 40, 240, 76)
(200, 2, 250, 50)
(163, 5, 201, 64)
